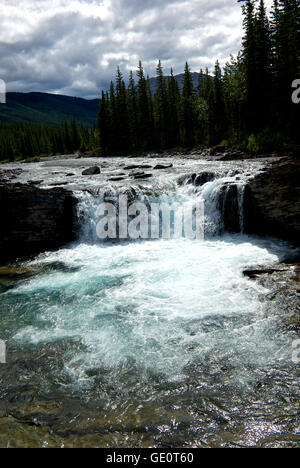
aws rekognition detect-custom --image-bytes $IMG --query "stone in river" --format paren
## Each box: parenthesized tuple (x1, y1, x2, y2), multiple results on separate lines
(134, 173, 153, 180)
(82, 166, 101, 176)
(108, 176, 126, 182)
(153, 164, 173, 170)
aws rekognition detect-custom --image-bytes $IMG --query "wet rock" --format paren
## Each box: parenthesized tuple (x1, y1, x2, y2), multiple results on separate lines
(130, 170, 145, 177)
(48, 182, 68, 186)
(0, 184, 77, 263)
(82, 166, 101, 176)
(153, 164, 173, 170)
(218, 183, 241, 233)
(243, 263, 300, 331)
(134, 173, 153, 180)
(243, 268, 289, 279)
(218, 152, 249, 161)
(124, 165, 143, 170)
(193, 172, 215, 186)
(0, 168, 23, 182)
(209, 145, 226, 156)
(108, 176, 126, 182)
(244, 157, 300, 243)
(28, 180, 43, 185)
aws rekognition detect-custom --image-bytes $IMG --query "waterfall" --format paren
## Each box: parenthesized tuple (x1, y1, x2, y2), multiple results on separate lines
(237, 184, 246, 233)
(74, 168, 252, 244)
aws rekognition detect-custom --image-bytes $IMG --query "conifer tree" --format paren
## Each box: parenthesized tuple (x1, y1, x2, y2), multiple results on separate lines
(180, 62, 196, 147)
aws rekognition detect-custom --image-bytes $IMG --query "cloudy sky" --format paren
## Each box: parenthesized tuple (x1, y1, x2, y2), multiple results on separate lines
(0, 0, 270, 99)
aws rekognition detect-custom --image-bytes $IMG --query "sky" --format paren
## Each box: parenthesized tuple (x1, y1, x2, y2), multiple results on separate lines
(0, 0, 272, 99)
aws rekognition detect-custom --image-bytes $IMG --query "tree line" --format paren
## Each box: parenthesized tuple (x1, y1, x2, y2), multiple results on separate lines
(98, 0, 299, 155)
(0, 0, 299, 162)
(0, 119, 98, 162)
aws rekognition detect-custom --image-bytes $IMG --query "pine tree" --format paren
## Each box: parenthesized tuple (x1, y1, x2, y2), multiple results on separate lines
(115, 67, 130, 152)
(166, 68, 180, 148)
(136, 61, 153, 150)
(212, 60, 226, 144)
(98, 91, 111, 155)
(180, 62, 196, 147)
(127, 70, 138, 151)
(154, 61, 168, 148)
(70, 117, 81, 150)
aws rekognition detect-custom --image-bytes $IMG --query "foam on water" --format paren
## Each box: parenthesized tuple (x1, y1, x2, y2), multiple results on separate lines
(4, 170, 297, 391)
(10, 235, 295, 387)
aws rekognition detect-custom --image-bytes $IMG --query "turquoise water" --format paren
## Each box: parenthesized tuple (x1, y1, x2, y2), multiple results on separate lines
(0, 175, 299, 447)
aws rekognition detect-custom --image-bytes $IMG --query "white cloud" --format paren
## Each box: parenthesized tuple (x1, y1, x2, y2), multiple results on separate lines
(0, 0, 247, 98)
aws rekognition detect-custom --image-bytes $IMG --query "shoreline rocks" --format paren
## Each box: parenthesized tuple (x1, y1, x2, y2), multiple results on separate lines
(0, 184, 77, 263)
(243, 157, 300, 245)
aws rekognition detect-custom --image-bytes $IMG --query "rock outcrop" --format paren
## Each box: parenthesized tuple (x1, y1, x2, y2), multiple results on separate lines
(243, 157, 300, 244)
(0, 184, 77, 263)
(82, 166, 101, 176)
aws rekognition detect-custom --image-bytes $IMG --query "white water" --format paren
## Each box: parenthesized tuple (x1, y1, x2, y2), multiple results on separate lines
(8, 173, 297, 390)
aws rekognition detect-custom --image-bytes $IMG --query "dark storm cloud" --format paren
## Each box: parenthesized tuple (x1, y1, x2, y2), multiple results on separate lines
(0, 0, 246, 98)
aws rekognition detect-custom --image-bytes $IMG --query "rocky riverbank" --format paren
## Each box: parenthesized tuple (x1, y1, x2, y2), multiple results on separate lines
(0, 184, 77, 263)
(243, 262, 300, 331)
(244, 157, 300, 243)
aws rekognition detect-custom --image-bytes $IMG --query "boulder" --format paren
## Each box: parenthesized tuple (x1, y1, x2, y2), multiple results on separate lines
(82, 166, 101, 176)
(243, 157, 300, 244)
(154, 164, 173, 170)
(209, 145, 226, 156)
(134, 173, 153, 180)
(0, 184, 77, 263)
(108, 177, 126, 182)
(194, 172, 215, 186)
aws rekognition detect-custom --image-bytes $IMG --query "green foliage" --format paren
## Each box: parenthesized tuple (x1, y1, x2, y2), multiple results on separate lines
(247, 128, 285, 153)
(24, 156, 41, 163)
(0, 119, 97, 161)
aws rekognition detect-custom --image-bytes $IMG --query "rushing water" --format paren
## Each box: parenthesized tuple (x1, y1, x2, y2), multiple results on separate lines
(0, 164, 299, 448)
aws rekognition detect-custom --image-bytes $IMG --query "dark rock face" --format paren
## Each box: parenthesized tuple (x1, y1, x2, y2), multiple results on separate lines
(218, 184, 241, 233)
(194, 172, 215, 186)
(0, 184, 77, 263)
(243, 158, 300, 244)
(82, 166, 101, 176)
(209, 145, 226, 156)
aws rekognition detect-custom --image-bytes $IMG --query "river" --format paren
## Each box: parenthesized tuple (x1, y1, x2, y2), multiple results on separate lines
(0, 157, 299, 447)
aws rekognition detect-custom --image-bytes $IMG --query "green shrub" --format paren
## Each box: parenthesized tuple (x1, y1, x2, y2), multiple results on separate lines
(247, 129, 284, 153)
(24, 156, 40, 163)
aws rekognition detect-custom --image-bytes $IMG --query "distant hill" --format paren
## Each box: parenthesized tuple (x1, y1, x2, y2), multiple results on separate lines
(149, 72, 201, 94)
(0, 92, 100, 127)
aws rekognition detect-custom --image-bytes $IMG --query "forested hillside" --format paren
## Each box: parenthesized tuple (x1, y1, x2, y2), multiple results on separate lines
(0, 92, 99, 127)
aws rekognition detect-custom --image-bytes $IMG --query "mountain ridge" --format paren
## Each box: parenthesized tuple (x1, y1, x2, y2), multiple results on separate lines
(0, 92, 100, 127)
